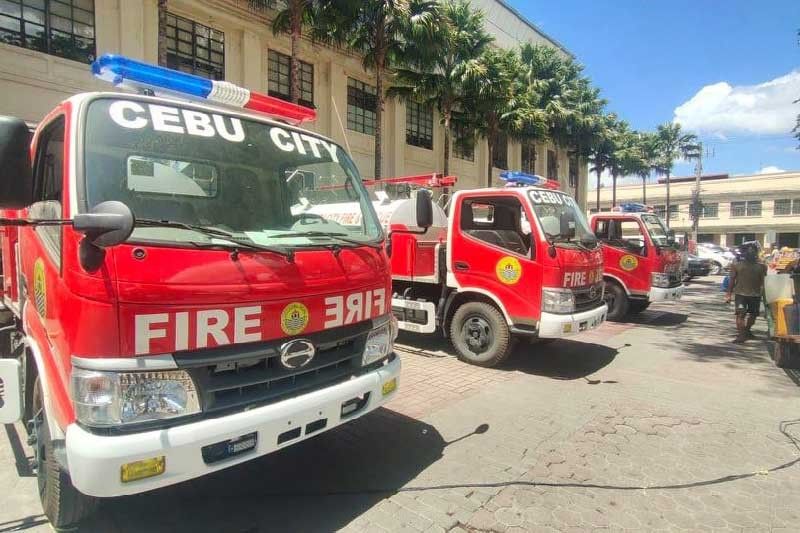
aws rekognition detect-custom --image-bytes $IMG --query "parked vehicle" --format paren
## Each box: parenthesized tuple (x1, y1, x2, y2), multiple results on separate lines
(312, 171, 607, 367)
(0, 56, 405, 529)
(686, 254, 712, 279)
(589, 206, 683, 321)
(696, 242, 735, 275)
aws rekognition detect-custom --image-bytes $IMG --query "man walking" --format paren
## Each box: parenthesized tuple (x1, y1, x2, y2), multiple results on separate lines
(725, 242, 767, 343)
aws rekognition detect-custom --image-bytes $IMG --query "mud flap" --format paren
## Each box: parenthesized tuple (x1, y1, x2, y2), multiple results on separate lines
(0, 358, 22, 423)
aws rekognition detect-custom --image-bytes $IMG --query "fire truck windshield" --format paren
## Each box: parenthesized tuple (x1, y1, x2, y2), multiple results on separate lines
(641, 214, 671, 247)
(527, 190, 596, 247)
(82, 97, 382, 248)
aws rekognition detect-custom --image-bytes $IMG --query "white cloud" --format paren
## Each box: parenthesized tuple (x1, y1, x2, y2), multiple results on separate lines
(757, 165, 785, 174)
(673, 70, 800, 136)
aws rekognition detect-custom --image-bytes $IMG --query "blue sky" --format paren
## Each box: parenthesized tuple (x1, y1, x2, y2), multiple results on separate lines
(507, 0, 800, 184)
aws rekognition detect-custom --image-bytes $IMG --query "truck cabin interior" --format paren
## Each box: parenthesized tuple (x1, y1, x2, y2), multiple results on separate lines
(460, 198, 530, 256)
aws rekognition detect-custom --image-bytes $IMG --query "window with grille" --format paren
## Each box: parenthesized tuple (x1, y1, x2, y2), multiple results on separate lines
(492, 133, 508, 170)
(731, 200, 760, 217)
(347, 78, 376, 135)
(546, 149, 557, 180)
(521, 143, 536, 174)
(700, 203, 718, 218)
(267, 50, 313, 108)
(0, 0, 95, 63)
(775, 199, 800, 216)
(165, 13, 224, 80)
(654, 205, 678, 220)
(405, 101, 433, 149)
(452, 122, 474, 161)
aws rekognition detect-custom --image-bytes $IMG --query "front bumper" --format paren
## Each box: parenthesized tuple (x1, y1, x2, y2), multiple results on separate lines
(538, 304, 608, 338)
(649, 284, 684, 302)
(65, 355, 401, 497)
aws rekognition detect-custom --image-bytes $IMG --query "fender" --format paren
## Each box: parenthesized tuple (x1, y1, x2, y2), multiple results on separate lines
(444, 287, 514, 327)
(603, 273, 631, 295)
(23, 301, 72, 440)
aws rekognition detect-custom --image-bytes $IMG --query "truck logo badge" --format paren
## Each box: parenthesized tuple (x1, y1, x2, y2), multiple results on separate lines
(279, 340, 315, 370)
(33, 259, 46, 317)
(619, 255, 639, 271)
(589, 285, 598, 299)
(496, 256, 522, 285)
(281, 302, 309, 335)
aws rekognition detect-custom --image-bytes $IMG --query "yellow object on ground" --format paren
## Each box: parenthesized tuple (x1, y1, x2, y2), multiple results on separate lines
(771, 298, 794, 337)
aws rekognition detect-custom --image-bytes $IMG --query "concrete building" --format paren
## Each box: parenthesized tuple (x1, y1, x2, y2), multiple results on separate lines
(0, 0, 590, 206)
(593, 170, 800, 248)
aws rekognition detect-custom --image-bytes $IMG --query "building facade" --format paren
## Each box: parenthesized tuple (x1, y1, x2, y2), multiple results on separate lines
(593, 170, 800, 248)
(0, 0, 590, 206)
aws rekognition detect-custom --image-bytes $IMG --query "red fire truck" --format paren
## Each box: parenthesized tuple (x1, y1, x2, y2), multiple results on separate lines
(589, 204, 684, 320)
(0, 56, 405, 529)
(310, 171, 608, 367)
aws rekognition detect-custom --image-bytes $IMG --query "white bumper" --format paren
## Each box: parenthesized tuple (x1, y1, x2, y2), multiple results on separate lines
(538, 304, 608, 338)
(65, 355, 401, 497)
(649, 285, 684, 302)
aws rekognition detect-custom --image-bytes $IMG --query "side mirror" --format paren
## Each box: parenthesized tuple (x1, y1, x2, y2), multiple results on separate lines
(74, 201, 135, 248)
(0, 116, 33, 208)
(415, 189, 433, 229)
(559, 210, 576, 239)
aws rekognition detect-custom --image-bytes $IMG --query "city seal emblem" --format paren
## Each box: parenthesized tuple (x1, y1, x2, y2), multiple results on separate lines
(619, 254, 639, 271)
(495, 256, 522, 285)
(281, 302, 309, 335)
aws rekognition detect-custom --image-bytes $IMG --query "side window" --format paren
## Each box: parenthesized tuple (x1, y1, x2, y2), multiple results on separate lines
(597, 218, 647, 255)
(460, 197, 530, 256)
(30, 116, 65, 265)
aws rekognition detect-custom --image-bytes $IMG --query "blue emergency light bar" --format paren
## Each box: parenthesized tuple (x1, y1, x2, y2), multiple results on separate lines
(616, 203, 651, 213)
(91, 54, 316, 124)
(499, 171, 560, 190)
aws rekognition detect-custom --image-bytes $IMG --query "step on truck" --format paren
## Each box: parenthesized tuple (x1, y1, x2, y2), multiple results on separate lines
(0, 55, 404, 530)
(309, 171, 609, 367)
(589, 204, 684, 320)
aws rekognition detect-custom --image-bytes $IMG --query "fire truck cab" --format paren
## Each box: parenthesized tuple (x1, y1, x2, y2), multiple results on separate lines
(0, 56, 402, 529)
(365, 172, 608, 367)
(589, 205, 684, 320)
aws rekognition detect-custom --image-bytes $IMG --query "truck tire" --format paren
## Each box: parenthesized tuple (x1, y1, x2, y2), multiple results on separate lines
(628, 300, 650, 314)
(450, 301, 512, 367)
(31, 377, 96, 531)
(603, 281, 629, 321)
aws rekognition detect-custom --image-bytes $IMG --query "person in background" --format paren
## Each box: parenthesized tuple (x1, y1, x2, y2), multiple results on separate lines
(725, 242, 767, 343)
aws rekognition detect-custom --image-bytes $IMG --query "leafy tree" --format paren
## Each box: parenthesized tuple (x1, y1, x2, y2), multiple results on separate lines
(388, 0, 493, 176)
(627, 131, 659, 204)
(588, 113, 617, 210)
(346, 0, 439, 178)
(607, 120, 634, 207)
(654, 122, 700, 227)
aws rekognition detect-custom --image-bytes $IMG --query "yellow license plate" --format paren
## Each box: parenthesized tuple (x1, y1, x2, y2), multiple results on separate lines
(382, 378, 397, 396)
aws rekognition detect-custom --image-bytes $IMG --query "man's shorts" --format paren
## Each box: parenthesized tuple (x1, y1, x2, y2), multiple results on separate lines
(734, 294, 761, 316)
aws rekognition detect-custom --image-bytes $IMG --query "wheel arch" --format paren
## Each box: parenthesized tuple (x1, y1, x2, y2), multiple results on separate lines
(443, 288, 512, 338)
(603, 274, 630, 295)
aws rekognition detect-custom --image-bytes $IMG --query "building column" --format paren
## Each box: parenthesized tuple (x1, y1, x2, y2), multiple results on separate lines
(719, 234, 727, 247)
(241, 30, 263, 93)
(119, 0, 148, 59)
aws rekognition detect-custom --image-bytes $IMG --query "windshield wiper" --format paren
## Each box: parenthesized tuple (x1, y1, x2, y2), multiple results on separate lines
(136, 218, 295, 260)
(268, 230, 384, 250)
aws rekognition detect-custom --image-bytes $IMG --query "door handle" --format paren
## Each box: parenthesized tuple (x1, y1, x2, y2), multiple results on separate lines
(454, 261, 470, 271)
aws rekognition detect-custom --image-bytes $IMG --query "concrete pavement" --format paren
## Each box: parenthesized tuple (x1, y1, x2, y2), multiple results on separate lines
(1, 277, 798, 532)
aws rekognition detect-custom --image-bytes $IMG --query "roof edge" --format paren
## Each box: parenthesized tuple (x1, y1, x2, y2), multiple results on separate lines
(494, 0, 575, 59)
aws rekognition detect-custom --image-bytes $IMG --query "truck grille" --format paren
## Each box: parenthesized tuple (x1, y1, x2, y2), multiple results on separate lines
(174, 319, 383, 416)
(573, 282, 604, 312)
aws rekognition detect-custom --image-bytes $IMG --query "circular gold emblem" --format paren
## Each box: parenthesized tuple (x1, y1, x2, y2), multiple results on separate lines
(619, 254, 639, 271)
(495, 256, 522, 285)
(281, 302, 309, 335)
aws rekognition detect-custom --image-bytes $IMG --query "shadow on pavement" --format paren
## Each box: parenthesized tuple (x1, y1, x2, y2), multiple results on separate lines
(505, 339, 619, 380)
(80, 409, 451, 533)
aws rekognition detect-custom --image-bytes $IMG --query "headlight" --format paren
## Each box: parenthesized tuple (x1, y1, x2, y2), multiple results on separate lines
(542, 288, 575, 314)
(72, 369, 200, 427)
(363, 320, 395, 366)
(650, 272, 670, 288)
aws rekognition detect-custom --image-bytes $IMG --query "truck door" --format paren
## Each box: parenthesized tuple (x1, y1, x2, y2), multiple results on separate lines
(594, 216, 652, 295)
(450, 193, 542, 324)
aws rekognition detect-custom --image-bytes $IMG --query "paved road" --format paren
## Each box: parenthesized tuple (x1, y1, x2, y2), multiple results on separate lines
(2, 277, 799, 532)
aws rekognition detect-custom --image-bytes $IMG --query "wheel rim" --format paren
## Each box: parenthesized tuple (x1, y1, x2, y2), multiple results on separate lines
(603, 289, 616, 312)
(460, 314, 493, 355)
(710, 263, 721, 275)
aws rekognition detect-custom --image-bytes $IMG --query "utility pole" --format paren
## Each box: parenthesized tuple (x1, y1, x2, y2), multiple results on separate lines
(691, 144, 714, 242)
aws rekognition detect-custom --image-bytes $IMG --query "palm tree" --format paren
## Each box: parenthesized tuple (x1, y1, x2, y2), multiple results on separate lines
(346, 0, 439, 179)
(607, 120, 633, 208)
(588, 113, 617, 210)
(629, 131, 658, 204)
(158, 0, 168, 67)
(464, 47, 528, 187)
(655, 122, 700, 227)
(388, 0, 493, 176)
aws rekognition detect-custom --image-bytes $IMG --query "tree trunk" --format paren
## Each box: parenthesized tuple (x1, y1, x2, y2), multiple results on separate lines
(642, 176, 647, 204)
(374, 62, 384, 179)
(612, 173, 617, 207)
(157, 0, 168, 67)
(665, 171, 671, 228)
(486, 136, 494, 188)
(289, 1, 301, 104)
(442, 108, 451, 177)
(596, 169, 601, 211)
